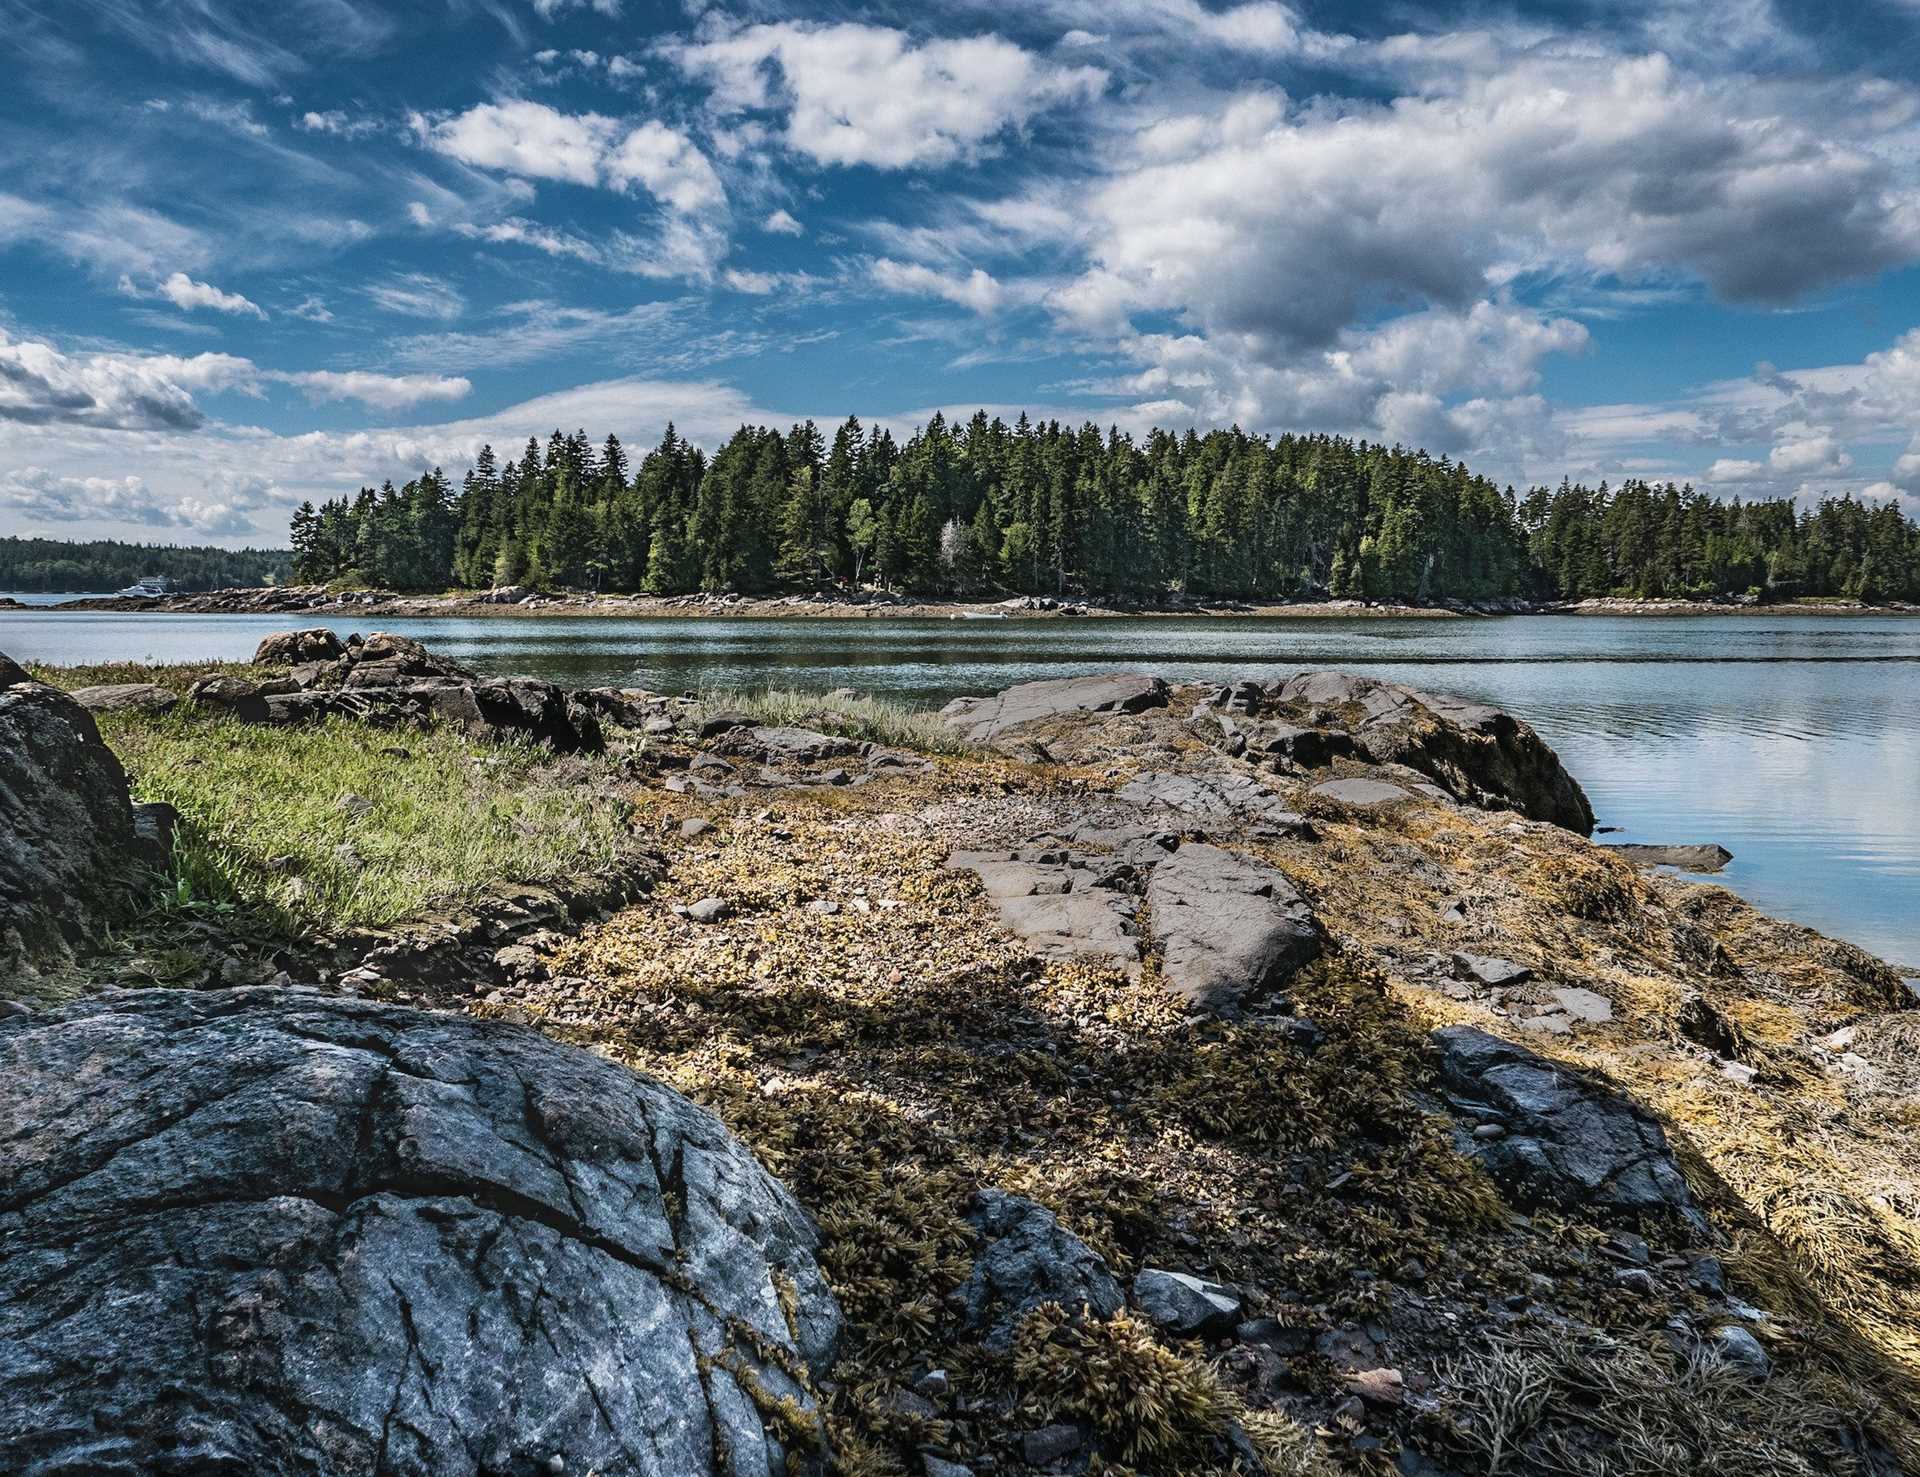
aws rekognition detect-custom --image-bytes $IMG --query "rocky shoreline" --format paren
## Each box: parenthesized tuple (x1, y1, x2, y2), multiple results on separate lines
(3, 637, 1917, 1475)
(15, 583, 1918, 620)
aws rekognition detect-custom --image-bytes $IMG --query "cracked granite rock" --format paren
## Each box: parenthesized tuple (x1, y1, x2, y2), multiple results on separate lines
(0, 988, 841, 1477)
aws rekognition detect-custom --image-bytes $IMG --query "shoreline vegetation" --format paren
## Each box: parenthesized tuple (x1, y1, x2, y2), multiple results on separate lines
(13, 583, 1920, 619)
(9, 635, 1919, 1474)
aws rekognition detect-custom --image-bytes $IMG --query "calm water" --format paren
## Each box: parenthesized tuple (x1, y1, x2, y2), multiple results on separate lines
(6, 603, 1917, 967)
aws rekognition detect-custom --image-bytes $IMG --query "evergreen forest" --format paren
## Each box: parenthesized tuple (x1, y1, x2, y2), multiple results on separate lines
(286, 414, 1920, 603)
(0, 536, 295, 594)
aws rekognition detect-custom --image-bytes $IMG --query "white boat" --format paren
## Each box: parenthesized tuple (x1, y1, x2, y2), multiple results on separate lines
(116, 575, 175, 599)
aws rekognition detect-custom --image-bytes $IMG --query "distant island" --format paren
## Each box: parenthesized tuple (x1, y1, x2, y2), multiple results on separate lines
(0, 536, 293, 595)
(284, 415, 1920, 605)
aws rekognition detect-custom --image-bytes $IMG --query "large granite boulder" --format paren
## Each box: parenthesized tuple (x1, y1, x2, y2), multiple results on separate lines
(1146, 844, 1320, 1014)
(1272, 673, 1594, 833)
(1431, 1026, 1704, 1232)
(0, 657, 165, 972)
(0, 990, 842, 1476)
(940, 674, 1169, 745)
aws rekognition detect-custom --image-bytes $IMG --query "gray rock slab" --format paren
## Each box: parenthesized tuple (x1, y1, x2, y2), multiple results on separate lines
(67, 682, 179, 715)
(1310, 776, 1413, 809)
(0, 989, 841, 1476)
(1117, 768, 1309, 836)
(1603, 843, 1734, 874)
(1146, 843, 1320, 1014)
(940, 674, 1169, 744)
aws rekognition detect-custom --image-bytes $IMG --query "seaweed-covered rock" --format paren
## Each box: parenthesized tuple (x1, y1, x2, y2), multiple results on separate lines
(1432, 1025, 1704, 1232)
(0, 989, 841, 1476)
(0, 660, 162, 972)
(959, 1190, 1123, 1352)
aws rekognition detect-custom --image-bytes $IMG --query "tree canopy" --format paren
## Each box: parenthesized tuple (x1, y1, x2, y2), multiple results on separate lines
(288, 414, 1920, 604)
(0, 536, 293, 594)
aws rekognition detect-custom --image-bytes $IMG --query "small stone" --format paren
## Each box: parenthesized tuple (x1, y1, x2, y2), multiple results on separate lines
(1719, 1059, 1758, 1087)
(643, 717, 675, 735)
(1472, 1122, 1506, 1140)
(1709, 1324, 1771, 1379)
(546, 1456, 565, 1475)
(883, 1388, 941, 1422)
(1689, 1256, 1727, 1296)
(806, 899, 841, 915)
(1452, 951, 1532, 987)
(333, 842, 364, 869)
(1603, 1232, 1650, 1266)
(1550, 986, 1613, 1024)
(1613, 1268, 1657, 1296)
(914, 1368, 951, 1401)
(678, 817, 714, 839)
(1344, 1367, 1405, 1406)
(336, 792, 374, 818)
(1020, 1424, 1085, 1465)
(1235, 1319, 1313, 1355)
(1817, 1025, 1857, 1052)
(1132, 1268, 1241, 1339)
(923, 1458, 973, 1477)
(686, 897, 732, 924)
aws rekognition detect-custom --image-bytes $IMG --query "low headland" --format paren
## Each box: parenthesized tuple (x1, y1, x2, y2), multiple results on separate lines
(3, 631, 1917, 1475)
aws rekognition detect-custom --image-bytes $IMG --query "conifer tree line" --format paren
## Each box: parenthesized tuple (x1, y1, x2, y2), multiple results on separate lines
(0, 535, 293, 594)
(287, 413, 1920, 603)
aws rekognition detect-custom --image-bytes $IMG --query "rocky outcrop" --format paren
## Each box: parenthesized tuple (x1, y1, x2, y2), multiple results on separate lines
(0, 989, 842, 1476)
(959, 1190, 1123, 1353)
(1431, 1025, 1705, 1232)
(0, 656, 167, 973)
(252, 626, 346, 664)
(224, 630, 604, 752)
(1272, 672, 1594, 833)
(1145, 843, 1320, 1014)
(940, 673, 1169, 744)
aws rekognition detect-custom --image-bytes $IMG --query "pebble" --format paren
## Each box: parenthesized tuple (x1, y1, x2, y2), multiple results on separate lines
(1719, 1059, 1758, 1087)
(1020, 1425, 1085, 1465)
(1613, 1268, 1657, 1296)
(678, 817, 714, 839)
(806, 899, 841, 915)
(1709, 1324, 1772, 1379)
(923, 1458, 974, 1477)
(1472, 1123, 1506, 1140)
(686, 897, 732, 924)
(914, 1368, 951, 1400)
(336, 792, 374, 818)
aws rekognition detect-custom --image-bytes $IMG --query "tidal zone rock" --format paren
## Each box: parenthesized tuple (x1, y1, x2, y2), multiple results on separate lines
(0, 990, 843, 1476)
(1431, 1025, 1705, 1233)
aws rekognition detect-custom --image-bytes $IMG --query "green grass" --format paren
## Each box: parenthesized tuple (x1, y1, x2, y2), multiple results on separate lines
(94, 708, 633, 934)
(29, 659, 279, 694)
(692, 685, 980, 756)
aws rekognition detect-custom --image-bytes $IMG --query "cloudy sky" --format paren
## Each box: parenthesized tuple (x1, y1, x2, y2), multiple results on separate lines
(4, 0, 1920, 544)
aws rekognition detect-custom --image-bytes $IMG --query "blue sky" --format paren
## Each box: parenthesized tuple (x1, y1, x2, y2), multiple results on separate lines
(4, 0, 1920, 544)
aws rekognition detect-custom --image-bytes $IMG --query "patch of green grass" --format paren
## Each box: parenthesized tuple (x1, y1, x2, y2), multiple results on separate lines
(96, 709, 633, 933)
(693, 686, 980, 756)
(30, 660, 278, 694)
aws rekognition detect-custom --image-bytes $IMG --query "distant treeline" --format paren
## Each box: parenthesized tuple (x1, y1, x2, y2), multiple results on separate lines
(0, 536, 294, 593)
(288, 414, 1920, 603)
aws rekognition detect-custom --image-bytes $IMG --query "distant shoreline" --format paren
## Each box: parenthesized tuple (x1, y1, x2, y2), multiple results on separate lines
(5, 587, 1917, 621)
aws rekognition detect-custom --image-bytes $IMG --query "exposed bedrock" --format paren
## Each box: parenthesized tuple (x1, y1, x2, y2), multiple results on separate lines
(0, 989, 842, 1477)
(939, 673, 1169, 743)
(1267, 672, 1594, 833)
